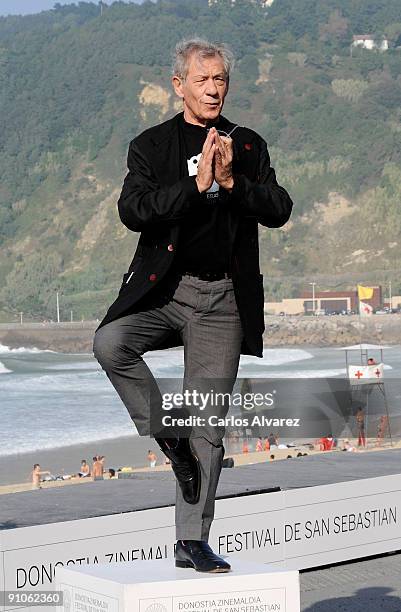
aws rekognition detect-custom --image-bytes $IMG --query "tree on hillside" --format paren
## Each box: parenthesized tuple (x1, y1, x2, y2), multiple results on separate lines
(318, 9, 349, 45)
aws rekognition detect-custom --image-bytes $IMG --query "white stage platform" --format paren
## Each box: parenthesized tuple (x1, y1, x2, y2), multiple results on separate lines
(55, 557, 300, 612)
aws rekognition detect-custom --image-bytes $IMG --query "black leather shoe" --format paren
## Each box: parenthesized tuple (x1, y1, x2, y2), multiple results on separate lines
(175, 540, 231, 572)
(155, 437, 201, 505)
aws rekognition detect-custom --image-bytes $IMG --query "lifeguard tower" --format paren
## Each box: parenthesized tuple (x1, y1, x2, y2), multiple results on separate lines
(338, 343, 392, 448)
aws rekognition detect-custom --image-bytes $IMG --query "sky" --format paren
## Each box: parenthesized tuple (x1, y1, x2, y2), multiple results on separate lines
(0, 0, 141, 17)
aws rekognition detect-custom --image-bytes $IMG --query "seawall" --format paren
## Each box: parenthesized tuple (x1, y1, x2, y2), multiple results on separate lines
(0, 315, 400, 353)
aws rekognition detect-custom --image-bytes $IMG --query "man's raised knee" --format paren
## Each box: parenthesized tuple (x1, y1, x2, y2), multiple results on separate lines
(92, 327, 118, 368)
(93, 326, 141, 368)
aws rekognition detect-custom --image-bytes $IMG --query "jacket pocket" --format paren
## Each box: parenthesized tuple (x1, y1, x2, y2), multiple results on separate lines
(122, 271, 133, 285)
(120, 257, 143, 291)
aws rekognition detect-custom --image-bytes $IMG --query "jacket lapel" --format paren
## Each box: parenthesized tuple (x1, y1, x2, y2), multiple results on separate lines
(147, 113, 183, 185)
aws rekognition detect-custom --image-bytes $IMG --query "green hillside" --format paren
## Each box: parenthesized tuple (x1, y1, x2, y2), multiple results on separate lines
(0, 0, 401, 321)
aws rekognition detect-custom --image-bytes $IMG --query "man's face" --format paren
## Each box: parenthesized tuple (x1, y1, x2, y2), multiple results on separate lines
(172, 52, 229, 126)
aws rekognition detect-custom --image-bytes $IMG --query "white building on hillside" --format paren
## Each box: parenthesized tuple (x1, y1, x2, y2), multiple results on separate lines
(352, 34, 389, 51)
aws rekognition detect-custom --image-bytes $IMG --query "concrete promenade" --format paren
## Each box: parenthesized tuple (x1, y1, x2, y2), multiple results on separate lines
(301, 551, 401, 610)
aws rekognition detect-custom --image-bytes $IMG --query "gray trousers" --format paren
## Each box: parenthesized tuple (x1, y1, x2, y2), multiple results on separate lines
(92, 269, 244, 541)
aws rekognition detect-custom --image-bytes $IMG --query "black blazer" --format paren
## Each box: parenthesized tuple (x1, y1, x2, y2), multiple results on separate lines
(95, 111, 293, 357)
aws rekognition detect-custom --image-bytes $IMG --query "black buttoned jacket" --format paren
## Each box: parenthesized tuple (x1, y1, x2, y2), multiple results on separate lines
(95, 111, 294, 357)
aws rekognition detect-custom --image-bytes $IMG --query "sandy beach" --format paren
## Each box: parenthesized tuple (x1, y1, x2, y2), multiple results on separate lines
(0, 434, 160, 488)
(0, 434, 396, 496)
(0, 432, 317, 493)
(0, 432, 313, 490)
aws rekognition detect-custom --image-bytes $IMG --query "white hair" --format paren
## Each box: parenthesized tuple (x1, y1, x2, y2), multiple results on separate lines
(172, 36, 235, 81)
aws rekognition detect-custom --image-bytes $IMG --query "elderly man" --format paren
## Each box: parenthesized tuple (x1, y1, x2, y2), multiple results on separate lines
(93, 37, 293, 572)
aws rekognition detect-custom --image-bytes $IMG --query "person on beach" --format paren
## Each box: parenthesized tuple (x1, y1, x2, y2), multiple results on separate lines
(92, 456, 104, 480)
(93, 37, 293, 572)
(31, 464, 51, 490)
(342, 439, 357, 452)
(147, 450, 157, 467)
(376, 415, 388, 446)
(78, 459, 90, 477)
(268, 432, 278, 448)
(356, 407, 366, 448)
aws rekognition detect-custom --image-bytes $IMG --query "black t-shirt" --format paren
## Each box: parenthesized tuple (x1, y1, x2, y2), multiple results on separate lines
(173, 114, 233, 274)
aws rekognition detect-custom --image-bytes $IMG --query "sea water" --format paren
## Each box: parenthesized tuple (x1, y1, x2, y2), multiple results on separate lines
(0, 343, 400, 456)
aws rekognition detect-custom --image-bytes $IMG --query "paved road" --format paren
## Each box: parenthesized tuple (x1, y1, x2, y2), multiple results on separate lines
(301, 551, 401, 610)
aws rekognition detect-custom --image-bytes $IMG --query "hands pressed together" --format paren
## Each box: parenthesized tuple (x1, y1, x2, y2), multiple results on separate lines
(195, 127, 234, 194)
